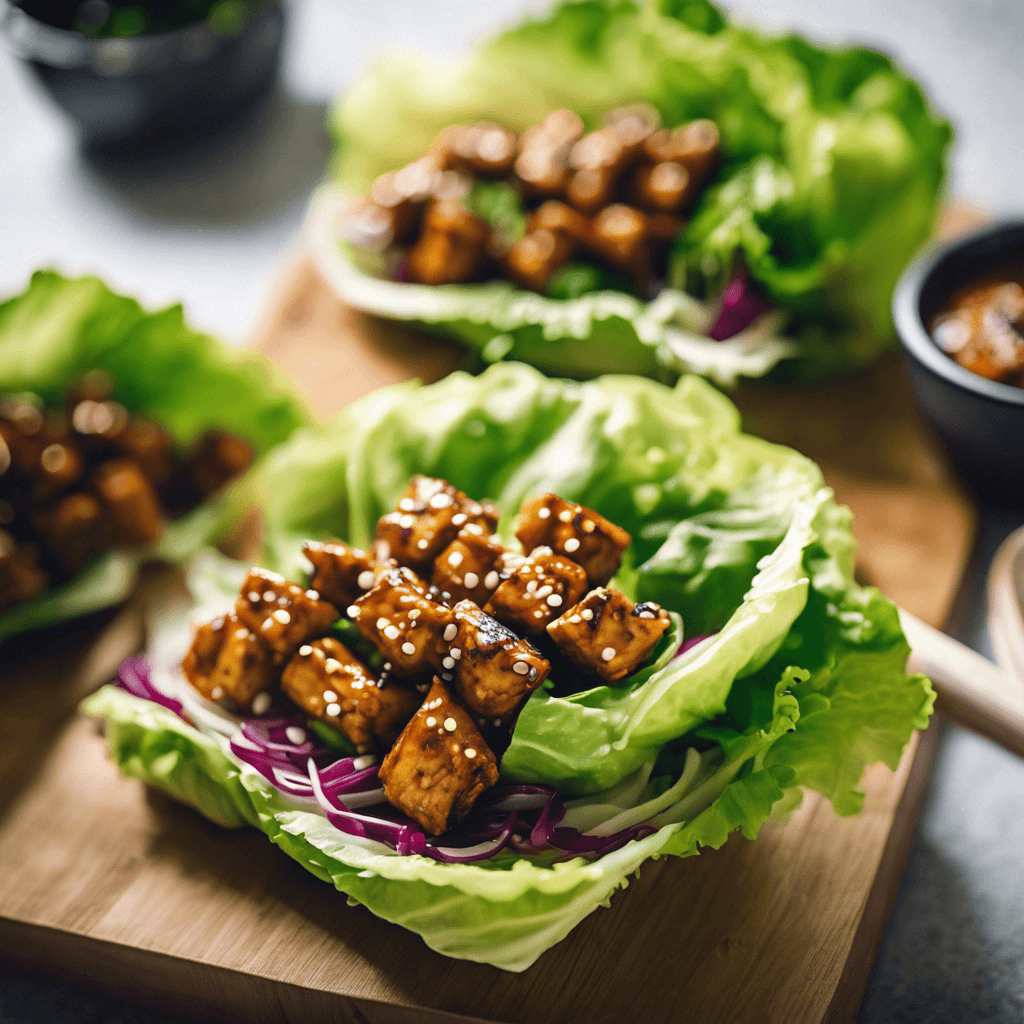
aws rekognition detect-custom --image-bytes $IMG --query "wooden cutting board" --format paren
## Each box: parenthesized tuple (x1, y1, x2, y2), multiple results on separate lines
(0, 224, 976, 1022)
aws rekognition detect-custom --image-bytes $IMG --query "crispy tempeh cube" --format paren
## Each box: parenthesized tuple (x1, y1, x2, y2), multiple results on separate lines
(430, 531, 506, 606)
(547, 588, 672, 682)
(30, 492, 111, 576)
(374, 684, 422, 748)
(374, 476, 499, 572)
(92, 458, 162, 545)
(0, 530, 47, 611)
(448, 600, 550, 718)
(183, 612, 277, 708)
(302, 539, 383, 609)
(281, 638, 383, 748)
(379, 676, 499, 835)
(484, 546, 588, 635)
(514, 493, 630, 586)
(187, 429, 255, 497)
(351, 566, 454, 677)
(234, 568, 339, 665)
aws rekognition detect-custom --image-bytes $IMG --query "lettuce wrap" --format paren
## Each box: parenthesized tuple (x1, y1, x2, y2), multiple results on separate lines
(0, 271, 309, 645)
(316, 0, 950, 384)
(84, 363, 933, 969)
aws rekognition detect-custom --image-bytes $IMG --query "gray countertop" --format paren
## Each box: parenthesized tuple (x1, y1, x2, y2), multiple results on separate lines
(2, 2, 1023, 1021)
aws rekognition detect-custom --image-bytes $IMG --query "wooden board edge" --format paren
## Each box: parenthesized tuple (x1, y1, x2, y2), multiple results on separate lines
(820, 721, 939, 1024)
(0, 922, 498, 1024)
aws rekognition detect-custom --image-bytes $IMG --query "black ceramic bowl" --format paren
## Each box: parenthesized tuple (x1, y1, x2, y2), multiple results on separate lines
(894, 221, 1024, 508)
(0, 0, 284, 152)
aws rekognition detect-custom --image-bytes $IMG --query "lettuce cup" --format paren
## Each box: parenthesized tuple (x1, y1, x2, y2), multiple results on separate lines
(0, 271, 308, 645)
(314, 0, 949, 386)
(84, 363, 933, 970)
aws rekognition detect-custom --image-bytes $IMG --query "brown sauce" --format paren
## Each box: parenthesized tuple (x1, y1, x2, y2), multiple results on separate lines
(930, 265, 1024, 386)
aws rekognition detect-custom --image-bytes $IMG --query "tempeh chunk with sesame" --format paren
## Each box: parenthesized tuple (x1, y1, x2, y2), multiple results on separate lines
(183, 612, 277, 708)
(515, 493, 631, 586)
(234, 568, 339, 665)
(547, 588, 672, 682)
(484, 546, 588, 634)
(379, 676, 499, 835)
(281, 637, 411, 748)
(449, 600, 550, 718)
(431, 530, 506, 605)
(374, 475, 499, 572)
(303, 539, 384, 609)
(351, 566, 455, 677)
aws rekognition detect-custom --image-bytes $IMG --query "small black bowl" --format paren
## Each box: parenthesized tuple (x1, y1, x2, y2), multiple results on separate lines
(893, 220, 1024, 508)
(0, 0, 284, 153)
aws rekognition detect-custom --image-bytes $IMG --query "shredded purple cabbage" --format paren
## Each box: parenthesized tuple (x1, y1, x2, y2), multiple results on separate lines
(114, 655, 670, 864)
(707, 270, 772, 341)
(676, 633, 713, 657)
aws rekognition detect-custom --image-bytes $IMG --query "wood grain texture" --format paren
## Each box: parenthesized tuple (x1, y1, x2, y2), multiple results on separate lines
(0, 233, 975, 1021)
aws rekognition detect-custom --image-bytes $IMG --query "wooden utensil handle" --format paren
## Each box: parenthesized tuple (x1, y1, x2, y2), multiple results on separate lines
(901, 608, 1024, 758)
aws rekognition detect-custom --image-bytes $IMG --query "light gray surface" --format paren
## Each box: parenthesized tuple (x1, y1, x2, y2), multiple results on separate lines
(2, 1, 1024, 1021)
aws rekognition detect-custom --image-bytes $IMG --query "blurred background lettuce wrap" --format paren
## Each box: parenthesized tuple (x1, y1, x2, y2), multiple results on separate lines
(0, 271, 309, 644)
(84, 363, 931, 964)
(323, 0, 950, 382)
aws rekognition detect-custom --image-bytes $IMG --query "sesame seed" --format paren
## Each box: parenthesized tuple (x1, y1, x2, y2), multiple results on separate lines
(534, 610, 544, 618)
(464, 572, 479, 589)
(401, 642, 416, 655)
(260, 591, 275, 603)
(325, 658, 342, 673)
(465, 748, 477, 759)
(326, 702, 341, 717)
(357, 570, 375, 590)
(442, 672, 454, 681)
(526, 580, 538, 593)
(443, 717, 457, 732)
(261, 618, 274, 631)
(601, 647, 616, 662)
(513, 661, 529, 675)
(384, 625, 400, 640)
(563, 537, 581, 553)
(465, 523, 484, 536)
(547, 594, 563, 607)
(236, 628, 249, 639)
(442, 657, 455, 670)
(347, 605, 360, 618)
(452, 743, 460, 753)
(306, 589, 320, 600)
(536, 584, 553, 598)
(323, 690, 337, 702)
(399, 514, 416, 528)
(569, 615, 581, 624)
(443, 623, 458, 642)
(559, 509, 573, 522)
(484, 571, 499, 590)
(285, 726, 307, 745)
(582, 609, 594, 621)
(429, 493, 452, 509)
(409, 609, 421, 619)
(640, 610, 656, 619)
(353, 754, 376, 770)
(417, 539, 429, 549)
(383, 662, 392, 671)
(452, 513, 467, 526)
(430, 698, 443, 709)
(376, 617, 388, 629)
(493, 718, 502, 727)
(272, 609, 291, 624)
(538, 507, 551, 519)
(299, 645, 313, 656)
(426, 716, 436, 727)
(450, 648, 462, 660)
(398, 498, 416, 511)
(352, 680, 364, 689)
(582, 519, 596, 533)
(211, 686, 224, 700)
(251, 692, 271, 715)
(448, 551, 464, 568)
(247, 592, 261, 603)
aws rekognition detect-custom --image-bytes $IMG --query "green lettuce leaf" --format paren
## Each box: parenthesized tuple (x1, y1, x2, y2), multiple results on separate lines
(322, 0, 948, 382)
(84, 363, 931, 968)
(0, 271, 309, 645)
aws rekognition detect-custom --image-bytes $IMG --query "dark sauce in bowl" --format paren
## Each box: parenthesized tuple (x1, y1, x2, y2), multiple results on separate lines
(929, 266, 1024, 387)
(15, 0, 257, 38)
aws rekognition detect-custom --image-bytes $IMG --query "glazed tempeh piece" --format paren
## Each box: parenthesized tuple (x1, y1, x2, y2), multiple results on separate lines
(303, 539, 384, 609)
(30, 492, 110, 576)
(183, 612, 277, 708)
(374, 475, 499, 572)
(515, 493, 630, 587)
(92, 458, 162, 545)
(351, 566, 455, 677)
(484, 545, 588, 635)
(0, 530, 47, 611)
(449, 600, 550, 718)
(282, 638, 388, 748)
(379, 676, 499, 835)
(547, 588, 672, 682)
(234, 568, 339, 665)
(430, 530, 506, 606)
